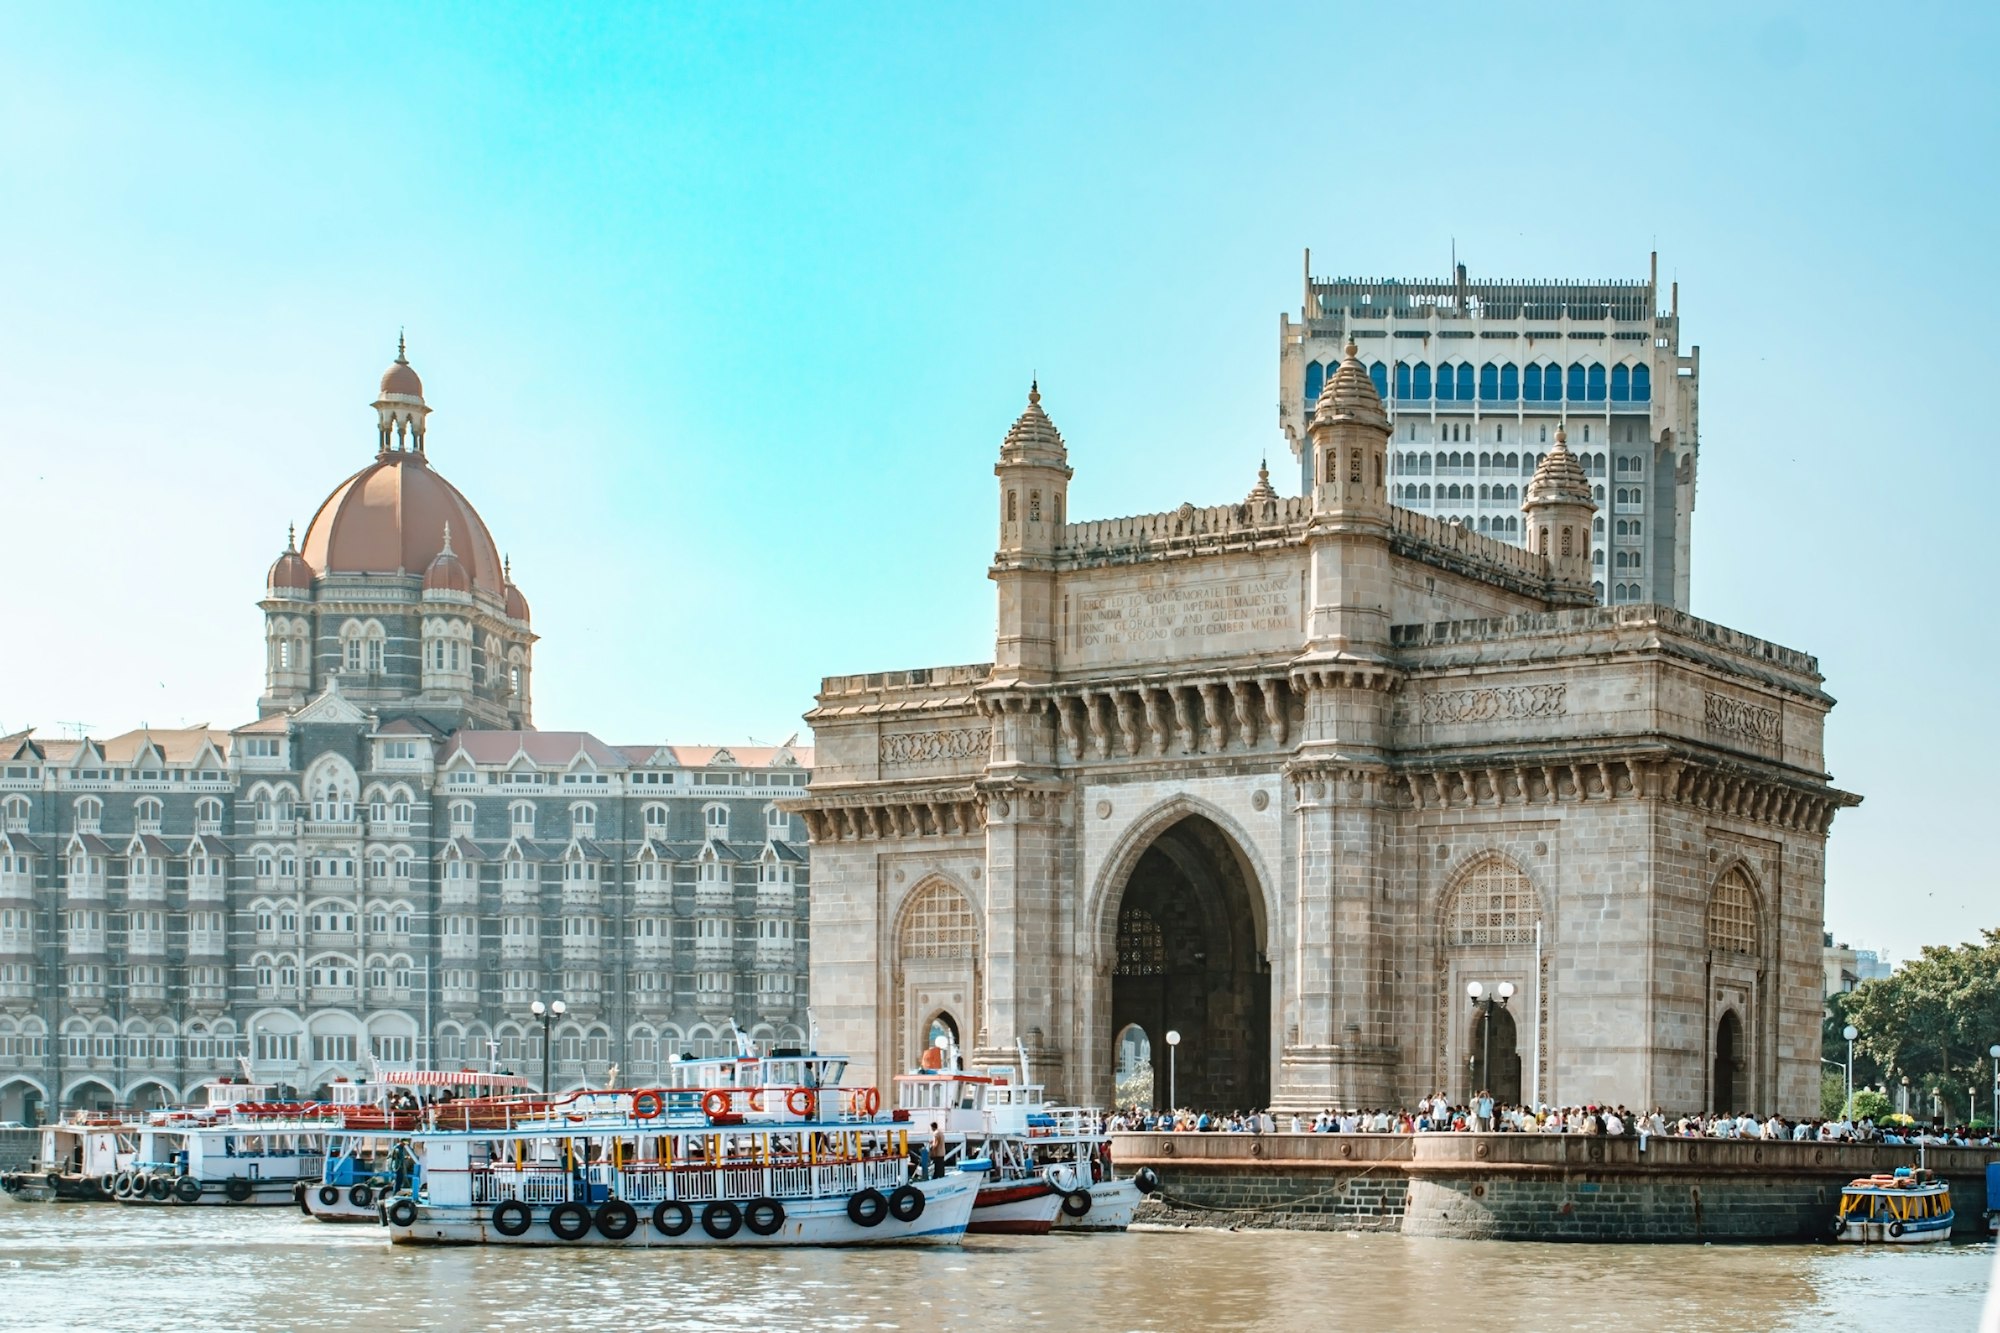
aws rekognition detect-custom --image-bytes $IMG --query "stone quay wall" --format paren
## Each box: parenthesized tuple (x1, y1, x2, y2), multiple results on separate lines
(1113, 1132, 1998, 1242)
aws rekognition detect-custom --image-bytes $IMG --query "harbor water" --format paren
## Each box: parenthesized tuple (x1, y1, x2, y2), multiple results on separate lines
(0, 1203, 1988, 1331)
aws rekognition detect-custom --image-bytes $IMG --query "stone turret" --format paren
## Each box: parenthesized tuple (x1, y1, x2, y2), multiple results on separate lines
(1306, 339, 1390, 522)
(990, 382, 1072, 682)
(1522, 426, 1598, 603)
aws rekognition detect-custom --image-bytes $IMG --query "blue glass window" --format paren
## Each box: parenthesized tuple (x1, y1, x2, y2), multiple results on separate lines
(1369, 362, 1388, 399)
(1412, 364, 1432, 399)
(1523, 364, 1543, 401)
(1479, 363, 1499, 401)
(1632, 364, 1651, 401)
(1434, 363, 1454, 400)
(1395, 363, 1412, 400)
(1456, 363, 1474, 401)
(1610, 365, 1630, 401)
(1500, 363, 1519, 400)
(1305, 360, 1324, 406)
(1567, 363, 1587, 401)
(1587, 364, 1606, 401)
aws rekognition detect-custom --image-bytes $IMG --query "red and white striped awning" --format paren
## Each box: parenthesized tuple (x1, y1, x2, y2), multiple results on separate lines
(371, 1070, 530, 1088)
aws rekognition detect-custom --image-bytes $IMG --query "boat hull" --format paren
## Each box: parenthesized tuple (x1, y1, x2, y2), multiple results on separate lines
(114, 1176, 308, 1207)
(1834, 1216, 1954, 1244)
(387, 1175, 979, 1248)
(1, 1173, 110, 1203)
(1051, 1178, 1142, 1232)
(968, 1180, 1063, 1235)
(302, 1183, 388, 1223)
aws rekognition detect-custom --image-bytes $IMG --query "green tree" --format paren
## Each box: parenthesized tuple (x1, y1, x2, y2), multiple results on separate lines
(1849, 1089, 1892, 1123)
(1845, 930, 2000, 1122)
(1820, 1069, 1846, 1119)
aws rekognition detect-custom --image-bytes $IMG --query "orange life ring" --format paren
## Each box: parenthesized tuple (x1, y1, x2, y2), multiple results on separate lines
(631, 1090, 664, 1120)
(702, 1089, 731, 1119)
(861, 1087, 880, 1116)
(746, 1089, 766, 1113)
(787, 1087, 817, 1118)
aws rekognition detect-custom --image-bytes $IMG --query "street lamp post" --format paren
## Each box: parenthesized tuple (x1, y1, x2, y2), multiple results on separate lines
(1465, 980, 1516, 1107)
(1165, 1030, 1181, 1113)
(1989, 1044, 1999, 1130)
(529, 998, 566, 1094)
(1842, 1024, 1857, 1117)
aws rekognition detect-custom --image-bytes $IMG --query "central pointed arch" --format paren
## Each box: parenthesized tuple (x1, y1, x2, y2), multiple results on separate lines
(1088, 797, 1276, 1111)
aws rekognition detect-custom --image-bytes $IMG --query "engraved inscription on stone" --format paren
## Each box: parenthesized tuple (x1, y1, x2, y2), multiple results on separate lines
(1418, 683, 1567, 724)
(1073, 575, 1294, 652)
(879, 727, 991, 767)
(1704, 693, 1781, 747)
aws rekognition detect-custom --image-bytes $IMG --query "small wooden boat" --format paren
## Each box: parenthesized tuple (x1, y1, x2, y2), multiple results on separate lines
(1833, 1167, 1953, 1244)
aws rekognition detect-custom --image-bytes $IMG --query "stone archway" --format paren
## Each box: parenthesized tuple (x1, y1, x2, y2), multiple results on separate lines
(1468, 1003, 1522, 1105)
(1107, 814, 1269, 1111)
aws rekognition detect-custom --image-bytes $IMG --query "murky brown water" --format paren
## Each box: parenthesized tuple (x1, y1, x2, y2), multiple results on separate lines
(0, 1203, 1988, 1331)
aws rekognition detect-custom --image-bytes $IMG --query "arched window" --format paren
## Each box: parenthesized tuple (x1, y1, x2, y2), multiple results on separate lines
(1478, 363, 1499, 401)
(900, 881, 977, 961)
(1708, 869, 1759, 956)
(1304, 360, 1324, 405)
(73, 797, 102, 831)
(1394, 362, 1412, 400)
(133, 798, 162, 831)
(1368, 362, 1388, 398)
(1499, 363, 1519, 400)
(1586, 364, 1606, 401)
(1523, 363, 1543, 401)
(703, 804, 729, 840)
(1005, 491, 1017, 523)
(1418, 484, 1431, 501)
(1454, 363, 1473, 400)
(1632, 364, 1651, 401)
(1567, 363, 1587, 401)
(1447, 857, 1539, 946)
(1412, 363, 1432, 399)
(1611, 364, 1631, 400)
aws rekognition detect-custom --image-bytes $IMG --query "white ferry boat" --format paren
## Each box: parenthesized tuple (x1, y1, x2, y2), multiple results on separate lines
(894, 1052, 1149, 1233)
(379, 1056, 980, 1247)
(114, 1080, 333, 1206)
(1833, 1167, 1954, 1244)
(0, 1117, 134, 1203)
(299, 1069, 530, 1222)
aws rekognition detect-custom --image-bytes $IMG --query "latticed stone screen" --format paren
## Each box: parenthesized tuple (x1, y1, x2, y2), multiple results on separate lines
(1115, 906, 1165, 976)
(899, 881, 978, 959)
(1448, 858, 1539, 946)
(1708, 870, 1759, 955)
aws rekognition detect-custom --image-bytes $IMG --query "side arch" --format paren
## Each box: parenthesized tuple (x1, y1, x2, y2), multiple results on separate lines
(890, 875, 983, 1077)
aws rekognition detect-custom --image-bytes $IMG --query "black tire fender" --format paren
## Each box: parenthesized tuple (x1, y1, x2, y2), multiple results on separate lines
(744, 1197, 786, 1236)
(318, 1185, 341, 1207)
(1062, 1188, 1092, 1218)
(223, 1177, 253, 1203)
(888, 1184, 926, 1223)
(652, 1199, 694, 1237)
(173, 1175, 202, 1204)
(490, 1199, 532, 1237)
(548, 1201, 592, 1241)
(386, 1197, 419, 1228)
(349, 1184, 374, 1209)
(148, 1176, 174, 1202)
(595, 1199, 639, 1240)
(701, 1199, 743, 1240)
(846, 1188, 888, 1228)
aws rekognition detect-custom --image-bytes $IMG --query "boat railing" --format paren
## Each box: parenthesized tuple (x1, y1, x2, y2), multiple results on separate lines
(464, 1154, 908, 1206)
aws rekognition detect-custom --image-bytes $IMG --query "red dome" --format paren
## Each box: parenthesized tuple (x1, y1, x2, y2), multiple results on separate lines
(301, 455, 504, 596)
(423, 539, 472, 594)
(268, 548, 314, 591)
(504, 579, 531, 622)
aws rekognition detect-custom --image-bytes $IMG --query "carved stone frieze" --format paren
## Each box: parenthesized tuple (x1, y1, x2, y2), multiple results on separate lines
(1704, 692, 1782, 748)
(1418, 683, 1567, 725)
(879, 727, 992, 767)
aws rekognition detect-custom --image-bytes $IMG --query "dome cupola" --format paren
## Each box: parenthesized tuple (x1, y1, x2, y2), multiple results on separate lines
(503, 556, 531, 623)
(422, 522, 473, 595)
(373, 333, 431, 458)
(266, 524, 314, 592)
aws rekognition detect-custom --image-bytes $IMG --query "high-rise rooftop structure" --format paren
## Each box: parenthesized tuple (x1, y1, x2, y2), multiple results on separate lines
(1279, 253, 1698, 608)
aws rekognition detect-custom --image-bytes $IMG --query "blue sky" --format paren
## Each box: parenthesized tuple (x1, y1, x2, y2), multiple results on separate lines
(0, 3, 1992, 961)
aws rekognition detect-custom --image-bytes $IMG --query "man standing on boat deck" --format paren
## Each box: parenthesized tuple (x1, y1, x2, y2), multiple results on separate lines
(930, 1123, 947, 1179)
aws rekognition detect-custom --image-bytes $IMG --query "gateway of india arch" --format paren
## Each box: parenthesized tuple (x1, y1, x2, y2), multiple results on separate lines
(797, 272, 1859, 1117)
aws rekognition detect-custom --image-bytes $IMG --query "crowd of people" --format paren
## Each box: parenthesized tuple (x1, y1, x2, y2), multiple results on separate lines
(1108, 1092, 1996, 1147)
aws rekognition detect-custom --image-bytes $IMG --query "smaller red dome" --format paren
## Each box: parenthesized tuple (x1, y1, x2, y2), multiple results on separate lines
(267, 526, 314, 591)
(378, 334, 424, 400)
(502, 555, 530, 622)
(423, 522, 472, 594)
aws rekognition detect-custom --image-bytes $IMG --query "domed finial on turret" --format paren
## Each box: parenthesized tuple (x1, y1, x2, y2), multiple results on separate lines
(1555, 424, 1567, 447)
(396, 328, 407, 364)
(1344, 336, 1359, 360)
(285, 522, 297, 552)
(1246, 457, 1278, 506)
(440, 520, 454, 555)
(1029, 377, 1040, 407)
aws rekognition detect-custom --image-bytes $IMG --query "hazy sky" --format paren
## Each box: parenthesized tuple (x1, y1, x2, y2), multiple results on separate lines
(0, 4, 1991, 962)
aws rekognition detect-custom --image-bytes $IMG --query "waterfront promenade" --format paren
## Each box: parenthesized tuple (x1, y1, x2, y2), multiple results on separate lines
(1115, 1132, 2000, 1241)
